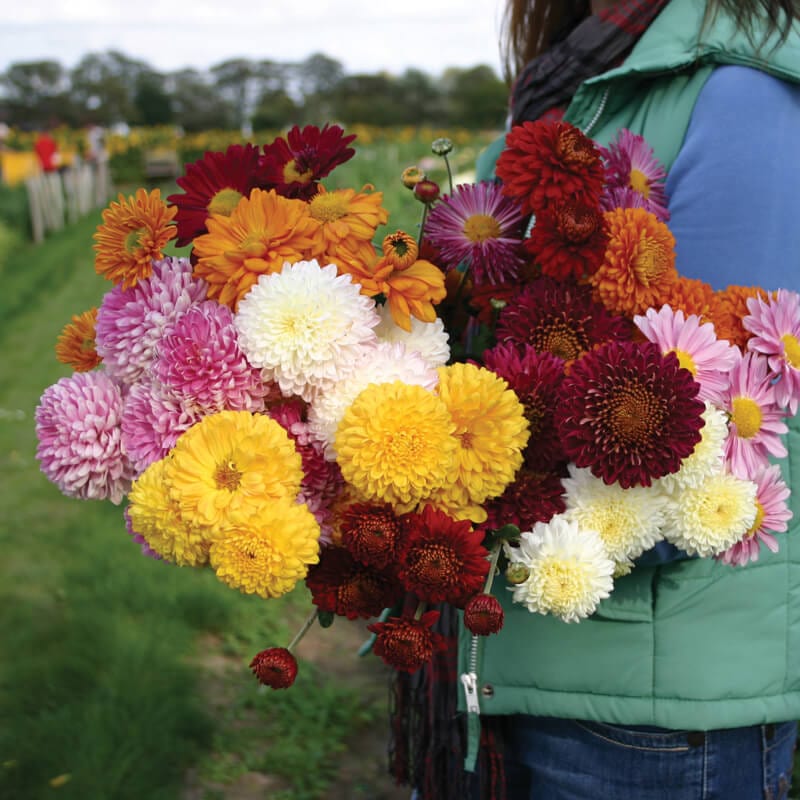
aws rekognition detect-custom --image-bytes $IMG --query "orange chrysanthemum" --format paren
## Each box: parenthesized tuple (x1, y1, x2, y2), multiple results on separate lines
(307, 185, 389, 263)
(651, 276, 716, 321)
(93, 188, 177, 288)
(55, 308, 102, 372)
(708, 285, 773, 349)
(590, 207, 676, 316)
(382, 231, 419, 270)
(192, 188, 319, 309)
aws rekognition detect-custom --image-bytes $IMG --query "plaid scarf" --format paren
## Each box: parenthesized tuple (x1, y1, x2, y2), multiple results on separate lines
(511, 0, 671, 125)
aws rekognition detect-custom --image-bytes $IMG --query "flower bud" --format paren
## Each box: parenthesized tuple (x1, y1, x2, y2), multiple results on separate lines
(414, 178, 441, 204)
(401, 166, 424, 189)
(249, 647, 298, 689)
(464, 593, 505, 636)
(505, 563, 530, 585)
(431, 137, 454, 156)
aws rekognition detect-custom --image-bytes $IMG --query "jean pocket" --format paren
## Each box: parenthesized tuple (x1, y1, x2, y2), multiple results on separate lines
(574, 720, 693, 753)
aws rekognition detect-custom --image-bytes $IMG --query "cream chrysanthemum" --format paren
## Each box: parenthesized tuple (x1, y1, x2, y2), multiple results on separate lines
(430, 362, 529, 507)
(507, 516, 615, 623)
(655, 403, 728, 494)
(335, 381, 458, 508)
(127, 458, 212, 566)
(209, 502, 320, 598)
(166, 410, 303, 528)
(561, 464, 666, 568)
(374, 303, 451, 368)
(664, 472, 758, 557)
(234, 260, 379, 401)
(308, 341, 439, 458)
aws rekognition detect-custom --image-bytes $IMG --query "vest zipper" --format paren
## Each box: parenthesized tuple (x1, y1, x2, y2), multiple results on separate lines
(460, 632, 482, 772)
(583, 86, 610, 137)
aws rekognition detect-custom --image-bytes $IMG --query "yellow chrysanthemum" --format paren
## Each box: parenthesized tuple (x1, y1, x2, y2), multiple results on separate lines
(93, 188, 177, 288)
(192, 188, 319, 309)
(55, 308, 102, 372)
(307, 185, 389, 262)
(209, 502, 320, 598)
(430, 363, 529, 508)
(127, 458, 212, 566)
(166, 410, 303, 529)
(335, 381, 458, 508)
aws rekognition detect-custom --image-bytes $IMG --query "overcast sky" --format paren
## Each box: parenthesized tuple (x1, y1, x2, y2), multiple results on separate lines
(2, 1, 506, 77)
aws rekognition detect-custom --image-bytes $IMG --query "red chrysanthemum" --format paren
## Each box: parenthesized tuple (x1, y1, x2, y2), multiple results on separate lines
(305, 546, 403, 620)
(495, 277, 632, 368)
(463, 593, 505, 636)
(483, 343, 566, 471)
(367, 610, 445, 673)
(249, 647, 298, 689)
(340, 503, 403, 570)
(484, 467, 567, 531)
(525, 200, 608, 281)
(261, 124, 356, 200)
(167, 144, 267, 247)
(496, 120, 605, 215)
(555, 340, 705, 488)
(396, 505, 489, 607)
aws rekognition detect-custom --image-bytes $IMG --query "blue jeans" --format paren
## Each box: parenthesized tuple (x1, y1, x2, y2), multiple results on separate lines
(503, 717, 798, 800)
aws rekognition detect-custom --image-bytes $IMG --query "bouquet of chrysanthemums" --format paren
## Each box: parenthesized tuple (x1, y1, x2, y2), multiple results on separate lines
(35, 120, 799, 689)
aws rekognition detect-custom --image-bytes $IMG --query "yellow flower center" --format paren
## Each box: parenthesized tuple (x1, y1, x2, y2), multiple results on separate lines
(283, 159, 313, 184)
(463, 213, 501, 243)
(697, 488, 747, 532)
(632, 236, 669, 286)
(309, 192, 350, 223)
(383, 430, 424, 463)
(629, 168, 651, 198)
(731, 396, 762, 439)
(538, 558, 589, 615)
(781, 333, 800, 367)
(124, 228, 145, 254)
(215, 460, 242, 491)
(672, 348, 697, 375)
(207, 187, 243, 216)
(745, 499, 765, 539)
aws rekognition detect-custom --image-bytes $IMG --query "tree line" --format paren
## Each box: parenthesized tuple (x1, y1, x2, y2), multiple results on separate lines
(0, 51, 510, 131)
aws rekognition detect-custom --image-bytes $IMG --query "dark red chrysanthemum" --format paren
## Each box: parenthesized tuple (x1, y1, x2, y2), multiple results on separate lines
(396, 505, 489, 607)
(305, 546, 403, 620)
(249, 647, 298, 689)
(496, 120, 605, 215)
(555, 340, 705, 488)
(367, 610, 445, 673)
(483, 343, 566, 471)
(463, 593, 505, 636)
(340, 503, 403, 570)
(525, 200, 608, 281)
(261, 124, 356, 200)
(484, 467, 566, 531)
(496, 277, 632, 367)
(167, 144, 266, 247)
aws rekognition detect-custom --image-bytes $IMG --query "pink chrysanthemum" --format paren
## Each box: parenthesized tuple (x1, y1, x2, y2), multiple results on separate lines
(716, 464, 792, 566)
(721, 351, 788, 479)
(601, 129, 670, 221)
(634, 305, 738, 405)
(36, 371, 135, 504)
(482, 342, 566, 471)
(555, 341, 705, 488)
(95, 257, 208, 386)
(424, 181, 525, 285)
(600, 186, 650, 214)
(153, 300, 267, 413)
(121, 381, 202, 474)
(744, 289, 800, 415)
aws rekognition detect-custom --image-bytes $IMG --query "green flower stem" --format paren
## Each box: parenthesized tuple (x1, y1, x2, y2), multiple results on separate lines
(417, 203, 429, 248)
(443, 155, 454, 195)
(413, 601, 426, 621)
(287, 607, 319, 653)
(483, 543, 503, 596)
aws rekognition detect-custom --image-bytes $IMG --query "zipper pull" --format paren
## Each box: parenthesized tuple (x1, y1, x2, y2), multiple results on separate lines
(460, 671, 481, 714)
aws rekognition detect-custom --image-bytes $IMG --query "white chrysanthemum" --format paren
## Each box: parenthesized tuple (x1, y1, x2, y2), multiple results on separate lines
(234, 260, 380, 401)
(374, 302, 450, 367)
(308, 340, 439, 459)
(507, 516, 615, 623)
(664, 472, 757, 557)
(656, 403, 728, 494)
(561, 464, 666, 566)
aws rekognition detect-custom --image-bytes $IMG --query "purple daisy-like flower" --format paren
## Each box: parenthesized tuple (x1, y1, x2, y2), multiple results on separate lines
(121, 381, 202, 474)
(601, 129, 670, 221)
(95, 257, 208, 386)
(153, 300, 268, 414)
(35, 371, 135, 504)
(124, 506, 164, 560)
(744, 288, 800, 415)
(424, 181, 525, 285)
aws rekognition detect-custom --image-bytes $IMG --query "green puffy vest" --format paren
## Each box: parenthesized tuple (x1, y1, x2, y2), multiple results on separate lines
(461, 0, 800, 730)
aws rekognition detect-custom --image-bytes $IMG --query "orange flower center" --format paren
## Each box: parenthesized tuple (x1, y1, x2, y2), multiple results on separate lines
(215, 460, 242, 491)
(629, 169, 651, 198)
(605, 382, 665, 446)
(556, 205, 599, 243)
(463, 213, 501, 243)
(781, 333, 800, 368)
(557, 128, 597, 167)
(731, 396, 762, 439)
(534, 323, 585, 362)
(207, 187, 244, 216)
(283, 159, 313, 184)
(407, 543, 460, 588)
(309, 192, 350, 223)
(523, 397, 547, 438)
(633, 235, 670, 286)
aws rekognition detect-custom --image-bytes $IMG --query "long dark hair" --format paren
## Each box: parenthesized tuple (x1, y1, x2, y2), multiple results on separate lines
(501, 0, 800, 79)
